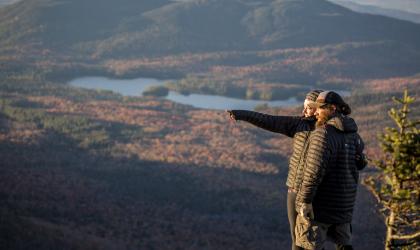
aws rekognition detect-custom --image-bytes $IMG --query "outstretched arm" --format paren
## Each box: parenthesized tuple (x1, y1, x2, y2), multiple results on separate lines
(227, 110, 305, 138)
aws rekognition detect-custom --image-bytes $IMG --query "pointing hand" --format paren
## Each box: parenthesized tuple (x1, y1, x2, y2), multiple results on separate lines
(225, 110, 236, 122)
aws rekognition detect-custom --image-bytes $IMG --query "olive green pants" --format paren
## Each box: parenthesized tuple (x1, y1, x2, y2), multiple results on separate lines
(288, 190, 353, 250)
(287, 190, 304, 250)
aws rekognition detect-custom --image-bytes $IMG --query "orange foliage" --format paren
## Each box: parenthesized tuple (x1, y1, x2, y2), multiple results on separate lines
(362, 75, 420, 93)
(22, 95, 290, 174)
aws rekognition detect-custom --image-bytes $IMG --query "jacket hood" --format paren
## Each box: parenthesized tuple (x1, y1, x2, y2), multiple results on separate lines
(326, 114, 358, 133)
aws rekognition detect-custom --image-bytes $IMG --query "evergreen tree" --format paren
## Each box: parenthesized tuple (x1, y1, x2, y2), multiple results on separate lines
(364, 90, 420, 249)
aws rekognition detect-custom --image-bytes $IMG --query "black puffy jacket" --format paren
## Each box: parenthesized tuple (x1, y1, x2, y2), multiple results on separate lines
(296, 114, 365, 224)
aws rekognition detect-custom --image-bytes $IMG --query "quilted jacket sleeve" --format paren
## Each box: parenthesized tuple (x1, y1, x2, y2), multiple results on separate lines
(230, 110, 303, 138)
(296, 127, 331, 205)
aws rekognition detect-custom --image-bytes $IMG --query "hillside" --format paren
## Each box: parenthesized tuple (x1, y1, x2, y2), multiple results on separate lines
(1, 0, 419, 101)
(1, 0, 420, 58)
(0, 0, 170, 51)
(0, 77, 398, 249)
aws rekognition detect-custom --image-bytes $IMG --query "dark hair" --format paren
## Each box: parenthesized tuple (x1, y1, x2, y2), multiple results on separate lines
(316, 91, 351, 115)
(339, 103, 351, 115)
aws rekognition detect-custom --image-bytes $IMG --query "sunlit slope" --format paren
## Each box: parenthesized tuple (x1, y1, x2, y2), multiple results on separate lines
(1, 0, 420, 57)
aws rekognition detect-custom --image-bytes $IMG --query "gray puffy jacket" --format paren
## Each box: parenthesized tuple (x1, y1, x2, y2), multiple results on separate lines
(231, 110, 316, 191)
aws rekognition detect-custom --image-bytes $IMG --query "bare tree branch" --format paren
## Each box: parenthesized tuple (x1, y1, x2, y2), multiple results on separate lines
(391, 231, 420, 241)
(395, 215, 420, 227)
(363, 181, 391, 212)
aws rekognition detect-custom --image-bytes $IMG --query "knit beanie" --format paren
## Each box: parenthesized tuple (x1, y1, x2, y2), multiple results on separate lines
(305, 89, 324, 102)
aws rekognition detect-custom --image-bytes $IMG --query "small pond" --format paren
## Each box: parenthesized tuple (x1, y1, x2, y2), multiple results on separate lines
(68, 76, 349, 110)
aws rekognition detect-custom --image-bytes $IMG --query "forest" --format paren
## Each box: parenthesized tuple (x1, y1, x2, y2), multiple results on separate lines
(1, 72, 418, 248)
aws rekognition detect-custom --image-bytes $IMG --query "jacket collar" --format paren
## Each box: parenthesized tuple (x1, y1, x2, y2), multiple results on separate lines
(326, 114, 358, 133)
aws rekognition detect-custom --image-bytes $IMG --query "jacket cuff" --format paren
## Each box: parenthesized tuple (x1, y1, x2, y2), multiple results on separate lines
(356, 154, 368, 170)
(231, 110, 249, 121)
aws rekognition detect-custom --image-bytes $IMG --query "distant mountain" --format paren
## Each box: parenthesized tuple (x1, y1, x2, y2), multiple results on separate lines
(1, 0, 420, 58)
(329, 0, 420, 24)
(0, 0, 170, 52)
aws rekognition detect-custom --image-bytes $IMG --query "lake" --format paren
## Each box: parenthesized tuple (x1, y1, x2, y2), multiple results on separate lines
(68, 76, 308, 110)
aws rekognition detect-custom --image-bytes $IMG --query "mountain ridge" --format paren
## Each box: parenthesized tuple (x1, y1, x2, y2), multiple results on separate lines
(1, 0, 420, 58)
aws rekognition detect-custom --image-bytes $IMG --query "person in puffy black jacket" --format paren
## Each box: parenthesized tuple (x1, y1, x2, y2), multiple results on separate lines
(295, 91, 366, 250)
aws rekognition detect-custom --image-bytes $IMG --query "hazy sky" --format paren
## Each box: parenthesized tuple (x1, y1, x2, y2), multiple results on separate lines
(333, 0, 420, 14)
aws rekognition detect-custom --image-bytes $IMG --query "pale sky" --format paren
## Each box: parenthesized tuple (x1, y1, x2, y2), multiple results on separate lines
(333, 0, 420, 14)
